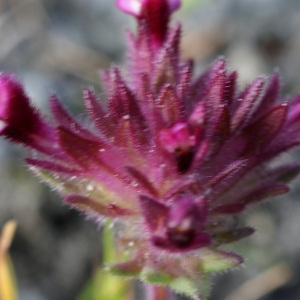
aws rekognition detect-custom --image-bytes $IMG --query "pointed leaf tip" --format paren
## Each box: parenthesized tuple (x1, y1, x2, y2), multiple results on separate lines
(0, 73, 54, 150)
(231, 77, 265, 132)
(199, 249, 243, 273)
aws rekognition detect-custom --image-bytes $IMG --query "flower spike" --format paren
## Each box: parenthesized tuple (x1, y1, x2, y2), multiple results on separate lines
(1, 1, 300, 299)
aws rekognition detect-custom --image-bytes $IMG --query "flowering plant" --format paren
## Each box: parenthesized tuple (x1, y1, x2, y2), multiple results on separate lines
(1, 0, 300, 299)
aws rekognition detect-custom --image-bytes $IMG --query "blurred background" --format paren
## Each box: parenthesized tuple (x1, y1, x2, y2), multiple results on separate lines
(1, 0, 300, 299)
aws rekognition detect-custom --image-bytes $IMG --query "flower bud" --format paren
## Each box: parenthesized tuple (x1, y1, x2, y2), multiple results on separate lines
(116, 0, 180, 17)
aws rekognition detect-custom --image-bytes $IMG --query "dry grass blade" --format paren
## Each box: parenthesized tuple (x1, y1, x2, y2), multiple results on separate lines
(0, 220, 17, 300)
(0, 220, 17, 260)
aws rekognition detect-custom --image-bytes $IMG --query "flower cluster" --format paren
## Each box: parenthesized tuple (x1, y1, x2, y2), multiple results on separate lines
(1, 0, 300, 299)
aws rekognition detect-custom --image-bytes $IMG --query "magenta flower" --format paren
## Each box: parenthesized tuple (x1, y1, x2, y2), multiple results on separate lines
(1, 0, 300, 299)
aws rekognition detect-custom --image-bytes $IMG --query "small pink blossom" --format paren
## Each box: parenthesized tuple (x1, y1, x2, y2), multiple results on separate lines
(117, 0, 180, 17)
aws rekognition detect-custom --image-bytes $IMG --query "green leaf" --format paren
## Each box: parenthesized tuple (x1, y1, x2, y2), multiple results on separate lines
(170, 276, 211, 300)
(199, 248, 243, 273)
(141, 267, 172, 285)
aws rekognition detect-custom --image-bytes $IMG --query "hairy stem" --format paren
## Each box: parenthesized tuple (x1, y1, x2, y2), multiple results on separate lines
(145, 284, 173, 300)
